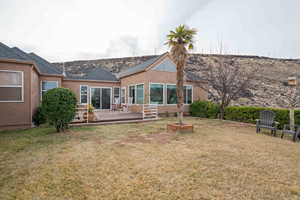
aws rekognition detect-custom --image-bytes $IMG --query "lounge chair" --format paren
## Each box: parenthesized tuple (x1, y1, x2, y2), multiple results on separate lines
(256, 110, 279, 136)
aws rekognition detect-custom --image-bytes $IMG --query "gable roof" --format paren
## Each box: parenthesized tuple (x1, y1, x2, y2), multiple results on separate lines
(65, 67, 118, 82)
(118, 52, 168, 78)
(0, 42, 62, 76)
(0, 42, 25, 61)
(10, 47, 62, 75)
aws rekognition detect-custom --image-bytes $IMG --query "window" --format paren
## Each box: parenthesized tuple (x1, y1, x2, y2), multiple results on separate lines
(41, 81, 58, 99)
(0, 70, 23, 102)
(167, 85, 177, 104)
(121, 87, 126, 104)
(80, 85, 88, 104)
(136, 84, 144, 104)
(150, 83, 164, 104)
(113, 87, 120, 104)
(129, 85, 135, 104)
(184, 85, 192, 104)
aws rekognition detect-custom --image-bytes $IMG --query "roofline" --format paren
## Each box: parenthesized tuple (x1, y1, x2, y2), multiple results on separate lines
(118, 52, 169, 79)
(63, 78, 120, 83)
(0, 58, 64, 77)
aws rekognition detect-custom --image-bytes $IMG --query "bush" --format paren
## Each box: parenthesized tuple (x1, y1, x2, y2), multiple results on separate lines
(32, 105, 46, 126)
(224, 106, 300, 129)
(190, 101, 220, 118)
(42, 88, 77, 132)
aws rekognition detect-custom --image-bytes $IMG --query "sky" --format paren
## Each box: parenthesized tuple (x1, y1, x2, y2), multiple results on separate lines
(1, 0, 300, 62)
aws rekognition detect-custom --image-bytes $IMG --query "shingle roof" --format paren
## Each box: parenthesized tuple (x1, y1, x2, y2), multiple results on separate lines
(0, 43, 25, 61)
(28, 52, 62, 75)
(65, 67, 118, 82)
(118, 52, 168, 78)
(0, 42, 62, 75)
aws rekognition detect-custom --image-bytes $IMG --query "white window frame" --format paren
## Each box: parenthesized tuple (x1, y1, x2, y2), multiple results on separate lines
(121, 87, 126, 104)
(184, 85, 193, 105)
(135, 83, 144, 105)
(128, 83, 144, 105)
(89, 86, 112, 110)
(113, 86, 121, 104)
(0, 70, 24, 103)
(166, 83, 177, 105)
(40, 80, 59, 100)
(149, 82, 165, 106)
(80, 85, 88, 105)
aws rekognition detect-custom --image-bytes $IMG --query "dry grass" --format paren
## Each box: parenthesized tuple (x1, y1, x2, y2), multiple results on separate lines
(0, 118, 300, 200)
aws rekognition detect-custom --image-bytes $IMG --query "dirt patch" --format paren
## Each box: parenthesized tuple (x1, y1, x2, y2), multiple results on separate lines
(225, 121, 254, 128)
(117, 132, 173, 145)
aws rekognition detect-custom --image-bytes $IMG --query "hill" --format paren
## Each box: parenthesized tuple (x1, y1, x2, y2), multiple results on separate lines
(54, 54, 300, 108)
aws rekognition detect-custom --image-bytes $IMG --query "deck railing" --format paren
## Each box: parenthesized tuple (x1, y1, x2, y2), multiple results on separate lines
(142, 104, 158, 120)
(73, 104, 89, 123)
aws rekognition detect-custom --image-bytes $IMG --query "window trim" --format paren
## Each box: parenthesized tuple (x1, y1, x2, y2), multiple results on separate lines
(121, 87, 126, 104)
(148, 83, 193, 106)
(149, 82, 165, 106)
(40, 80, 59, 100)
(80, 85, 88, 105)
(89, 86, 113, 110)
(113, 86, 121, 104)
(128, 83, 144, 105)
(0, 70, 24, 103)
(184, 85, 193, 105)
(166, 84, 177, 105)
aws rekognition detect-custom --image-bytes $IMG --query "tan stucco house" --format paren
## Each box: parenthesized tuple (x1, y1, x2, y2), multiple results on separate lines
(0, 42, 207, 130)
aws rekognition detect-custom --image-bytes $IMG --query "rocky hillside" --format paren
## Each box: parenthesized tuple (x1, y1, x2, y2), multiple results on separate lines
(54, 54, 300, 108)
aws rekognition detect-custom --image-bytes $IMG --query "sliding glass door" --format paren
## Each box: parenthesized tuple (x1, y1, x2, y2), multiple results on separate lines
(90, 87, 112, 110)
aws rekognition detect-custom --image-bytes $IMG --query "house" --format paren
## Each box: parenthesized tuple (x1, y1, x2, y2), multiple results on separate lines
(0, 42, 207, 130)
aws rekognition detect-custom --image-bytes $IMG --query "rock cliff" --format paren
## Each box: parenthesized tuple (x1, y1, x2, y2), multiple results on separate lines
(54, 54, 300, 108)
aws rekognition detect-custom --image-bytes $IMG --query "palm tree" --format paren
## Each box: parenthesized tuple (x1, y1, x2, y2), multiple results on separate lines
(166, 25, 197, 125)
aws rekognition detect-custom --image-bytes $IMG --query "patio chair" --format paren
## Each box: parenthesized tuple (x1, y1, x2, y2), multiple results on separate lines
(281, 124, 300, 142)
(256, 110, 279, 136)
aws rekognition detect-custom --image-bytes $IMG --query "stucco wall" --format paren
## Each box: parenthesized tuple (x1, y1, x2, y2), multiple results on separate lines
(62, 80, 120, 104)
(31, 68, 40, 118)
(120, 69, 207, 113)
(0, 61, 33, 129)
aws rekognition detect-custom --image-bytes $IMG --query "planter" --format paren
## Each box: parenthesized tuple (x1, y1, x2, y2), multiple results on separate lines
(167, 123, 194, 133)
(83, 112, 95, 122)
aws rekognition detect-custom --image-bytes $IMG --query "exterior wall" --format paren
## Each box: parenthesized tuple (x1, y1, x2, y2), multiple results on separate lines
(62, 80, 120, 104)
(120, 69, 207, 114)
(31, 68, 40, 118)
(0, 61, 33, 130)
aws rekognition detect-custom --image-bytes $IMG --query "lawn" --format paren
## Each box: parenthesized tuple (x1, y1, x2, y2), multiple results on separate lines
(0, 118, 300, 200)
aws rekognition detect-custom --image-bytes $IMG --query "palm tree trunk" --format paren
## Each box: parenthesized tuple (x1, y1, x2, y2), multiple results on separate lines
(177, 63, 184, 125)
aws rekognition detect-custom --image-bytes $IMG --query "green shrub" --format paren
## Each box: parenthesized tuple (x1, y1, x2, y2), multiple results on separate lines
(32, 105, 46, 126)
(224, 106, 300, 129)
(42, 88, 77, 132)
(190, 101, 220, 118)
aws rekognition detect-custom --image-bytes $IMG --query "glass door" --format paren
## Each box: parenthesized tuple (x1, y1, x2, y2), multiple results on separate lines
(91, 88, 101, 109)
(90, 87, 112, 110)
(101, 88, 111, 109)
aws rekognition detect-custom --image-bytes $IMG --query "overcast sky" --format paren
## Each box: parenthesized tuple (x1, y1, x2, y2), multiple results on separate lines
(1, 0, 300, 62)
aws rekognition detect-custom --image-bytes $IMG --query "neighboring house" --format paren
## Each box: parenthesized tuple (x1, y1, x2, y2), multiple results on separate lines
(0, 42, 207, 130)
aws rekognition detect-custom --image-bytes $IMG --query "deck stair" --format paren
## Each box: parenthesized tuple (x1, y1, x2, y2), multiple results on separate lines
(143, 104, 158, 120)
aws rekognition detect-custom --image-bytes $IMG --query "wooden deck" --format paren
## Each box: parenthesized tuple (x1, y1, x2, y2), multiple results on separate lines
(93, 111, 143, 122)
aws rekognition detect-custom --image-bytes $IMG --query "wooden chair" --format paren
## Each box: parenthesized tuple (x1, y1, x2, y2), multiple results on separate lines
(281, 124, 300, 142)
(256, 110, 279, 136)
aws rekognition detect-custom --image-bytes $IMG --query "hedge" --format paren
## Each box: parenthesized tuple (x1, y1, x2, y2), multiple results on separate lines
(190, 100, 300, 129)
(190, 100, 220, 118)
(224, 106, 300, 129)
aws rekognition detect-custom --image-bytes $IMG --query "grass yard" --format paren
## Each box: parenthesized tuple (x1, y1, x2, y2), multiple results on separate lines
(0, 118, 300, 200)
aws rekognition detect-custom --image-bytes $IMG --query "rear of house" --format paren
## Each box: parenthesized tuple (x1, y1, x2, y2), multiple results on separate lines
(0, 42, 207, 130)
